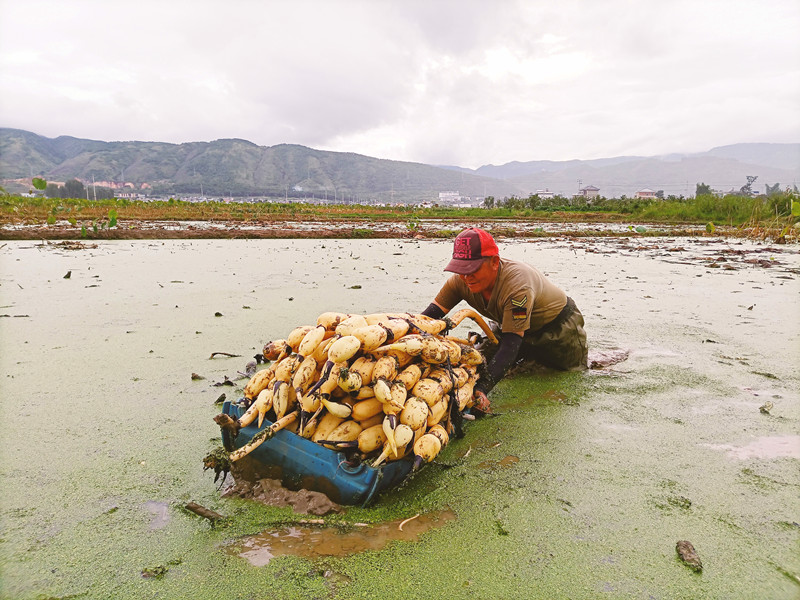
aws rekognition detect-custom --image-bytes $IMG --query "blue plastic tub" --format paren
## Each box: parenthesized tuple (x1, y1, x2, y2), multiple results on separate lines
(222, 399, 414, 506)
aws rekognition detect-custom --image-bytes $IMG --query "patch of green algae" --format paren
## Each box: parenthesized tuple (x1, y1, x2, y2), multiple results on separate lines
(4, 364, 799, 600)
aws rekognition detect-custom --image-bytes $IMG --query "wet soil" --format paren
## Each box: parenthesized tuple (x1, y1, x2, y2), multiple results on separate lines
(220, 476, 343, 516)
(0, 215, 775, 241)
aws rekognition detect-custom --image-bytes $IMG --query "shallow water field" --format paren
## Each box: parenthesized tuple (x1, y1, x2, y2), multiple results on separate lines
(1, 237, 798, 599)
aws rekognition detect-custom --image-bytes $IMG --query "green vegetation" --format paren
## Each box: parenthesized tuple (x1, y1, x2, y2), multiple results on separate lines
(1, 189, 797, 241)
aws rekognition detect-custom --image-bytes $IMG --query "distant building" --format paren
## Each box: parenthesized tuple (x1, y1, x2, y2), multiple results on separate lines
(534, 189, 555, 199)
(574, 185, 600, 199)
(634, 188, 657, 199)
(438, 191, 460, 203)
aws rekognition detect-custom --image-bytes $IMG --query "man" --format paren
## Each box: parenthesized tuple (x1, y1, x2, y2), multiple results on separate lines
(421, 227, 587, 413)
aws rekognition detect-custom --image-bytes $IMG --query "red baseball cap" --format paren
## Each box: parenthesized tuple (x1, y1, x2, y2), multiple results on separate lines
(444, 228, 499, 274)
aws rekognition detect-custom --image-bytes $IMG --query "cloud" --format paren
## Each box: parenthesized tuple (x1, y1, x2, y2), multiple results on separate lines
(1, 0, 798, 167)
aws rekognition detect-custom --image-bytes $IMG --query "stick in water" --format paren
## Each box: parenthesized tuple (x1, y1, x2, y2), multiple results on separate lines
(209, 352, 242, 359)
(185, 502, 225, 522)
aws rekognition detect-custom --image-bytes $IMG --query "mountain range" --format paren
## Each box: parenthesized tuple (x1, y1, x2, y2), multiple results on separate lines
(1, 128, 797, 201)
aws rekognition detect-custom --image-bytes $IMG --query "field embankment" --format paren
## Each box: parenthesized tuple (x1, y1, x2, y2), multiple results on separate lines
(0, 194, 797, 242)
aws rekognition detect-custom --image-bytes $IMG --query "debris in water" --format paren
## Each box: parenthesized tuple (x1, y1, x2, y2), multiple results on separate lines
(210, 351, 241, 359)
(241, 360, 257, 377)
(141, 565, 168, 579)
(141, 558, 182, 579)
(676, 540, 703, 572)
(185, 501, 225, 524)
(63, 270, 71, 279)
(759, 401, 774, 414)
(588, 348, 630, 369)
(191, 372, 205, 380)
(398, 513, 420, 531)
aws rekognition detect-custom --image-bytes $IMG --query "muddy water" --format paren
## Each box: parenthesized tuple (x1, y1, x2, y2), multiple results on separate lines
(1, 237, 798, 599)
(224, 509, 457, 566)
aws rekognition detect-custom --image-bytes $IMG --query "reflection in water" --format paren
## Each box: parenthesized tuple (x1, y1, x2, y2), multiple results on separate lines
(225, 509, 457, 566)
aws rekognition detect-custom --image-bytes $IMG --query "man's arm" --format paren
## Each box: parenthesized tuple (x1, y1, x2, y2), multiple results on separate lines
(472, 331, 523, 412)
(420, 300, 449, 319)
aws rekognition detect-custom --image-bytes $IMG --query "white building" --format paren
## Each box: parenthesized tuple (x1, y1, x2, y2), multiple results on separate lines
(438, 191, 461, 203)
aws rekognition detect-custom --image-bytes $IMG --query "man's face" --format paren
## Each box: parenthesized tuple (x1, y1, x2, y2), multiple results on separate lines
(459, 257, 499, 294)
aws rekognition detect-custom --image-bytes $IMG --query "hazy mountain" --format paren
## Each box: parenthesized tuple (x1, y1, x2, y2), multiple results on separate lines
(0, 128, 520, 201)
(445, 143, 799, 197)
(505, 154, 798, 198)
(1, 128, 797, 199)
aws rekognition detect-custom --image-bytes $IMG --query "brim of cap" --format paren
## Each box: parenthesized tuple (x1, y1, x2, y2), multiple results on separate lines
(444, 257, 484, 275)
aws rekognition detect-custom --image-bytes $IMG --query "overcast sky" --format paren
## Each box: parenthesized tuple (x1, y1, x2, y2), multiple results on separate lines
(1, 0, 798, 169)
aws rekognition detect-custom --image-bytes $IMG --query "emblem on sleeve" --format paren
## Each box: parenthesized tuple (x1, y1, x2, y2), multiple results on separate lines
(510, 295, 528, 320)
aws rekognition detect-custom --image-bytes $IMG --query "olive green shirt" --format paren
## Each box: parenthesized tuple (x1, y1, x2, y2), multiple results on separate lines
(435, 257, 567, 334)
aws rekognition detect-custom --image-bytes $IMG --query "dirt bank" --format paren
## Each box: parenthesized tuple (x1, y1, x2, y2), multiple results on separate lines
(0, 216, 786, 241)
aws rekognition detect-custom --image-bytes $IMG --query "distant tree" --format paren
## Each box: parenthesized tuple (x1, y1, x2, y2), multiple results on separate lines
(32, 177, 47, 190)
(696, 182, 712, 196)
(93, 186, 116, 200)
(45, 183, 61, 198)
(63, 178, 85, 199)
(656, 190, 664, 199)
(483, 195, 495, 209)
(739, 175, 757, 196)
(765, 182, 781, 196)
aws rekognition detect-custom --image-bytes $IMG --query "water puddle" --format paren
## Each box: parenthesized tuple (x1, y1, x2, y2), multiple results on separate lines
(144, 501, 170, 530)
(224, 509, 457, 566)
(703, 435, 800, 460)
(478, 455, 520, 470)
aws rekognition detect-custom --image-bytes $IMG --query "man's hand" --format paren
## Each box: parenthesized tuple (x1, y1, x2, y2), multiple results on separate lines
(473, 390, 491, 414)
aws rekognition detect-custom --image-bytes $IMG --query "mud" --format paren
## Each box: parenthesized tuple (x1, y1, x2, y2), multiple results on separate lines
(224, 509, 457, 566)
(221, 477, 342, 516)
(0, 216, 758, 241)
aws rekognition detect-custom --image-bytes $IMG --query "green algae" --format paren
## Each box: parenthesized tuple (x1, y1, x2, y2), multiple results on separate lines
(1, 238, 799, 599)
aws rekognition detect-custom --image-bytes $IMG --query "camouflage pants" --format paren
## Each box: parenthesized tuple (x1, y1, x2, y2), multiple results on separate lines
(519, 299, 588, 371)
(482, 297, 588, 371)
